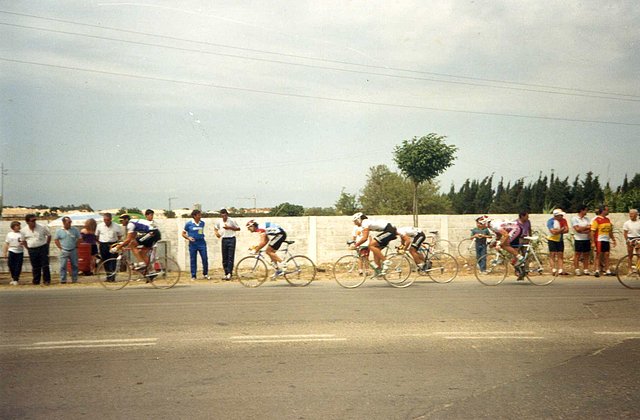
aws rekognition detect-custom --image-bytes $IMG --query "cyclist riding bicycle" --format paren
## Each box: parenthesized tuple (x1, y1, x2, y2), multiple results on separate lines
(113, 209, 161, 269)
(246, 220, 287, 274)
(352, 212, 397, 275)
(397, 226, 427, 269)
(477, 215, 525, 267)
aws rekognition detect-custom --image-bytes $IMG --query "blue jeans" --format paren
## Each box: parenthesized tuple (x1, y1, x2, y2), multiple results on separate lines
(189, 241, 208, 278)
(59, 248, 78, 282)
(476, 242, 487, 271)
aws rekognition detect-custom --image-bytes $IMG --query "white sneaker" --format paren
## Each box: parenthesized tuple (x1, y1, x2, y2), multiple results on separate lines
(204, 275, 211, 280)
(133, 262, 147, 269)
(191, 277, 196, 281)
(575, 269, 582, 276)
(10, 280, 18, 286)
(225, 273, 232, 280)
(583, 269, 591, 276)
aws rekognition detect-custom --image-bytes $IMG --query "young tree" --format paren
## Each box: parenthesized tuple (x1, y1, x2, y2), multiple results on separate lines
(394, 134, 457, 226)
(359, 165, 412, 215)
(334, 188, 359, 215)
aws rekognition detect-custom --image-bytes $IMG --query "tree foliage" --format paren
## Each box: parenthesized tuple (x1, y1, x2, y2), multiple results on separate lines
(394, 133, 457, 225)
(269, 202, 304, 217)
(334, 188, 359, 215)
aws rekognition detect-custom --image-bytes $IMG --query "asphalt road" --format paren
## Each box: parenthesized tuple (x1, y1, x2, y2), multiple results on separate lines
(1, 276, 639, 419)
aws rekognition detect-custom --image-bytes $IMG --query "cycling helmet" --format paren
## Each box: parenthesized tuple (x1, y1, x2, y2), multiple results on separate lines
(476, 215, 491, 225)
(246, 219, 258, 228)
(352, 212, 365, 221)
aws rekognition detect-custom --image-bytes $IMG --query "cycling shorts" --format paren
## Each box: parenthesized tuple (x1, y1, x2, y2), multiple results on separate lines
(595, 241, 610, 253)
(574, 239, 591, 253)
(548, 239, 564, 253)
(268, 231, 287, 251)
(410, 231, 426, 249)
(136, 230, 160, 248)
(372, 224, 397, 249)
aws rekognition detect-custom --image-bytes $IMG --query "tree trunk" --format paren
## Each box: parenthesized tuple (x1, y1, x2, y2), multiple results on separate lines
(413, 181, 419, 227)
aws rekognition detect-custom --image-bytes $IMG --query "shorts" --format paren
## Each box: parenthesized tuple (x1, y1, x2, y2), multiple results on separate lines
(268, 231, 287, 251)
(90, 244, 98, 256)
(595, 241, 610, 253)
(548, 240, 564, 253)
(574, 239, 591, 253)
(506, 225, 522, 243)
(410, 231, 426, 249)
(137, 231, 160, 248)
(358, 247, 370, 257)
(372, 224, 397, 249)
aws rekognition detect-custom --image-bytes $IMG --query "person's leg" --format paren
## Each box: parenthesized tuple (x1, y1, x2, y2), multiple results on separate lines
(476, 242, 487, 271)
(9, 251, 23, 282)
(369, 241, 383, 268)
(189, 242, 198, 278)
(59, 250, 69, 283)
(226, 238, 235, 276)
(70, 248, 79, 282)
(28, 248, 40, 284)
(221, 240, 231, 276)
(265, 247, 282, 265)
(199, 242, 209, 277)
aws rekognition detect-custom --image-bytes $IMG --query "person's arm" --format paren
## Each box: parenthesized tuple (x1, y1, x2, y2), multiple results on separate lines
(182, 227, 194, 242)
(118, 231, 137, 249)
(254, 232, 269, 250)
(214, 222, 221, 239)
(2, 240, 8, 258)
(354, 228, 370, 247)
(54, 233, 62, 250)
(76, 229, 82, 248)
(226, 220, 241, 231)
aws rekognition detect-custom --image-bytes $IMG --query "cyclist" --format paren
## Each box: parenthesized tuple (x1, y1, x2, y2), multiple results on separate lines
(246, 220, 287, 274)
(114, 210, 161, 269)
(352, 212, 397, 275)
(351, 220, 370, 276)
(477, 215, 525, 268)
(397, 226, 427, 270)
(623, 209, 640, 272)
(591, 205, 616, 277)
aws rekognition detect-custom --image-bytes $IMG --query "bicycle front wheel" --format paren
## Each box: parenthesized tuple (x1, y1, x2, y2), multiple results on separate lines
(333, 255, 367, 288)
(384, 253, 414, 288)
(284, 255, 316, 286)
(475, 253, 508, 286)
(526, 252, 553, 286)
(433, 239, 454, 254)
(457, 237, 475, 260)
(97, 257, 131, 290)
(149, 257, 182, 289)
(616, 256, 640, 289)
(427, 252, 459, 283)
(236, 256, 268, 288)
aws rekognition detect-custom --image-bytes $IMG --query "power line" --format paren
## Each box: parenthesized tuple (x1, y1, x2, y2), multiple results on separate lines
(1, 9, 638, 100)
(3, 21, 637, 103)
(2, 57, 637, 127)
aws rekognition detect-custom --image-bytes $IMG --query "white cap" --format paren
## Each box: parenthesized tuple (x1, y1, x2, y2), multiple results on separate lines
(552, 209, 566, 217)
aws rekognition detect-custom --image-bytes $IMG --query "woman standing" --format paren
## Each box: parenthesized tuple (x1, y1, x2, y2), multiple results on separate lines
(81, 218, 98, 274)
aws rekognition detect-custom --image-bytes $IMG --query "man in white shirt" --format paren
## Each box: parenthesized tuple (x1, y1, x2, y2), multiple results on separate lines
(623, 209, 640, 270)
(214, 209, 240, 280)
(96, 212, 123, 279)
(571, 205, 592, 275)
(21, 214, 52, 285)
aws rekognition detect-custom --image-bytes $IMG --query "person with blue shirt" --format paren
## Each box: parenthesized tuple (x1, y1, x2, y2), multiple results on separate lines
(54, 216, 81, 283)
(114, 210, 161, 269)
(182, 209, 210, 281)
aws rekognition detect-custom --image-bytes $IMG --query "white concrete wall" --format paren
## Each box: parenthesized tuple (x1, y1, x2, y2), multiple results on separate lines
(0, 213, 631, 271)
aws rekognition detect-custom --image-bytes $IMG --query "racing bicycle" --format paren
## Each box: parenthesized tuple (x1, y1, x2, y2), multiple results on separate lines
(616, 238, 640, 289)
(235, 240, 316, 287)
(96, 243, 182, 290)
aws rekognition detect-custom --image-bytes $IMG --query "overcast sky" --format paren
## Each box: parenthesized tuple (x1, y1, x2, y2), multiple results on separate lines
(1, 1, 638, 212)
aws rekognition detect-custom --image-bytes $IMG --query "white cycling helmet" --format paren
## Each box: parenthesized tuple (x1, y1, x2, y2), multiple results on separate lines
(352, 212, 365, 221)
(246, 219, 258, 228)
(476, 215, 491, 225)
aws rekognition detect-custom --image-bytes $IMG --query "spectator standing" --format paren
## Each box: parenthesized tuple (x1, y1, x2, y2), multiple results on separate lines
(21, 214, 52, 285)
(214, 209, 240, 280)
(547, 209, 569, 276)
(591, 205, 617, 277)
(3, 221, 25, 285)
(471, 216, 492, 273)
(623, 209, 640, 270)
(54, 216, 81, 284)
(182, 209, 210, 281)
(96, 213, 123, 280)
(571, 205, 592, 276)
(80, 218, 98, 274)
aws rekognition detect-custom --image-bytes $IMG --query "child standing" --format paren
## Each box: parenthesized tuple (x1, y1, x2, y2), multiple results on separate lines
(3, 221, 25, 285)
(472, 217, 492, 273)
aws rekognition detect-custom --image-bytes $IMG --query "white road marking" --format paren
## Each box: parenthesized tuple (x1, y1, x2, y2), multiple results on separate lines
(232, 338, 348, 344)
(594, 332, 640, 335)
(229, 334, 345, 344)
(443, 336, 545, 340)
(33, 338, 157, 345)
(22, 343, 157, 350)
(21, 338, 158, 350)
(229, 334, 335, 340)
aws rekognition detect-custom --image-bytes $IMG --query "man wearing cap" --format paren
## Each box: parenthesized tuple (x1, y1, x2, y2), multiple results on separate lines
(182, 209, 210, 281)
(547, 208, 569, 276)
(214, 209, 240, 280)
(21, 214, 52, 285)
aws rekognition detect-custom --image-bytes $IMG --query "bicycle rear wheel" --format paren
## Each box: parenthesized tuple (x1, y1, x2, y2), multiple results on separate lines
(457, 238, 475, 260)
(433, 239, 454, 254)
(616, 256, 640, 289)
(427, 252, 459, 283)
(97, 257, 131, 290)
(284, 255, 316, 286)
(333, 255, 367, 288)
(149, 257, 182, 289)
(236, 256, 268, 288)
(526, 252, 553, 285)
(384, 253, 414, 288)
(475, 253, 508, 286)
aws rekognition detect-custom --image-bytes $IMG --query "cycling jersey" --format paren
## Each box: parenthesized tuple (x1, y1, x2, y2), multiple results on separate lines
(361, 219, 391, 231)
(591, 216, 613, 242)
(126, 219, 158, 233)
(397, 227, 422, 237)
(546, 217, 568, 242)
(488, 220, 521, 242)
(256, 222, 284, 236)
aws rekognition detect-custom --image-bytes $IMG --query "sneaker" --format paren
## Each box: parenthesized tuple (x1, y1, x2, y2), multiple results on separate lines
(10, 281, 18, 286)
(595, 271, 600, 278)
(191, 277, 196, 281)
(133, 262, 147, 270)
(274, 269, 284, 277)
(204, 275, 211, 280)
(381, 260, 392, 274)
(558, 270, 569, 276)
(583, 269, 591, 276)
(575, 269, 582, 276)
(552, 269, 558, 277)
(605, 270, 613, 276)
(225, 273, 232, 280)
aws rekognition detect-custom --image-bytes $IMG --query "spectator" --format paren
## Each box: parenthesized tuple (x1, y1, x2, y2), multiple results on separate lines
(54, 216, 81, 284)
(547, 209, 569, 276)
(21, 214, 52, 285)
(3, 221, 25, 285)
(571, 205, 592, 276)
(471, 216, 492, 273)
(80, 218, 98, 274)
(591, 205, 617, 277)
(182, 209, 210, 281)
(214, 209, 240, 280)
(96, 213, 123, 281)
(623, 209, 640, 271)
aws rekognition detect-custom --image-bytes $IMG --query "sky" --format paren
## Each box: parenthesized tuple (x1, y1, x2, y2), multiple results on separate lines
(1, 1, 638, 212)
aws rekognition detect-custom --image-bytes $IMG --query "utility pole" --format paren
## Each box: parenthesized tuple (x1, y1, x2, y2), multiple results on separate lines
(168, 196, 177, 211)
(237, 195, 257, 214)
